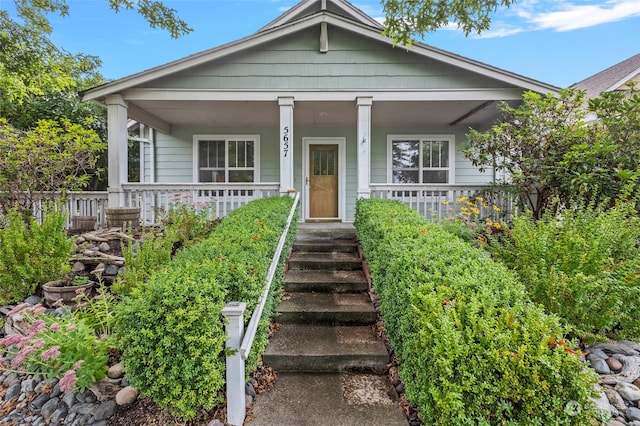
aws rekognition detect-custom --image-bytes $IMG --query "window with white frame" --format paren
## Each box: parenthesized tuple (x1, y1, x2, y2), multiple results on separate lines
(193, 136, 260, 183)
(388, 135, 454, 184)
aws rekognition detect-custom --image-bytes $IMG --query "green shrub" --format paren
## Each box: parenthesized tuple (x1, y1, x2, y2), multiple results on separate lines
(355, 198, 597, 425)
(115, 196, 297, 420)
(0, 207, 72, 304)
(490, 204, 640, 341)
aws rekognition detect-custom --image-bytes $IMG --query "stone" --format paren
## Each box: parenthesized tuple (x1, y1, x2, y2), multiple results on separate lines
(40, 399, 60, 418)
(593, 389, 613, 419)
(588, 348, 610, 359)
(50, 382, 62, 398)
(98, 242, 111, 253)
(634, 378, 640, 390)
(208, 420, 224, 426)
(395, 382, 405, 394)
(107, 363, 124, 379)
(590, 355, 612, 374)
(593, 343, 639, 357)
(29, 393, 51, 411)
(609, 418, 627, 426)
(246, 394, 253, 407)
(62, 391, 76, 408)
(608, 357, 624, 372)
(72, 262, 86, 272)
(92, 263, 106, 275)
(616, 382, 640, 401)
(71, 402, 98, 415)
(389, 366, 400, 386)
(4, 383, 21, 401)
(93, 400, 117, 421)
(245, 381, 256, 398)
(4, 372, 19, 386)
(21, 378, 35, 394)
(25, 295, 42, 305)
(628, 407, 640, 422)
(605, 388, 627, 410)
(115, 386, 139, 405)
(104, 264, 120, 276)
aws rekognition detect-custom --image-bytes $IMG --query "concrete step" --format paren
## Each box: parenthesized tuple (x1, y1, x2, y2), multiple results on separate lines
(263, 324, 389, 373)
(277, 293, 376, 325)
(288, 252, 362, 271)
(292, 239, 357, 253)
(284, 270, 368, 293)
(296, 224, 356, 241)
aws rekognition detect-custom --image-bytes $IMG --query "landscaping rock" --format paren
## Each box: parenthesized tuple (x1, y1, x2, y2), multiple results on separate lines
(627, 407, 640, 422)
(72, 261, 86, 272)
(616, 382, 640, 402)
(115, 386, 139, 405)
(98, 242, 111, 253)
(107, 363, 124, 379)
(608, 357, 624, 372)
(104, 264, 120, 276)
(590, 355, 612, 374)
(25, 296, 42, 305)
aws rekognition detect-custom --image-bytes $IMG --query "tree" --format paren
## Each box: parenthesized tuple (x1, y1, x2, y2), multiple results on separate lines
(464, 86, 640, 219)
(382, 0, 516, 45)
(0, 118, 106, 216)
(464, 89, 588, 219)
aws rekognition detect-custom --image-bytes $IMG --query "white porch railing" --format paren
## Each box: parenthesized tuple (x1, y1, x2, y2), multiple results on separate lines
(370, 184, 516, 221)
(122, 183, 281, 224)
(221, 192, 300, 426)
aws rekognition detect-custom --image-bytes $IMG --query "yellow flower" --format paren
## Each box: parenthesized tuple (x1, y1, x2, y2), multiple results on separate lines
(456, 196, 468, 203)
(492, 205, 501, 212)
(494, 222, 502, 230)
(441, 200, 449, 205)
(476, 196, 484, 202)
(460, 207, 468, 212)
(471, 207, 480, 215)
(483, 203, 489, 208)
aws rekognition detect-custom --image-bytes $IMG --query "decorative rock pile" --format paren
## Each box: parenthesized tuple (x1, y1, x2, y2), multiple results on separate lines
(586, 341, 640, 425)
(70, 230, 133, 284)
(0, 361, 138, 426)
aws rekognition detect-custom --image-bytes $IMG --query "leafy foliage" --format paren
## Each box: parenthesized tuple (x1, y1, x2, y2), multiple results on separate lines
(382, 0, 516, 45)
(0, 207, 72, 304)
(115, 196, 297, 420)
(0, 118, 106, 215)
(355, 198, 597, 425)
(489, 203, 640, 341)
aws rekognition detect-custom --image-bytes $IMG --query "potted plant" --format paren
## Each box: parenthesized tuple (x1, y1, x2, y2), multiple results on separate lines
(42, 274, 95, 306)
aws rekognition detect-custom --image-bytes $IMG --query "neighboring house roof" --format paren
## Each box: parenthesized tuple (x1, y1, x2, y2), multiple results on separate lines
(82, 0, 558, 103)
(572, 53, 640, 99)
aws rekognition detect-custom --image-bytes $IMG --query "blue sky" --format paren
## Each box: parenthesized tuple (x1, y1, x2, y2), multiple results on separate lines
(4, 0, 640, 87)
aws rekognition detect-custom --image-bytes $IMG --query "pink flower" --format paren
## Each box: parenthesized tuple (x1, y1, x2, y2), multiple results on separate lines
(29, 304, 47, 315)
(49, 323, 61, 331)
(0, 334, 23, 347)
(28, 320, 46, 334)
(66, 324, 76, 331)
(7, 303, 29, 316)
(59, 369, 77, 393)
(73, 360, 84, 369)
(11, 346, 35, 368)
(99, 334, 108, 340)
(40, 346, 61, 361)
(32, 339, 46, 350)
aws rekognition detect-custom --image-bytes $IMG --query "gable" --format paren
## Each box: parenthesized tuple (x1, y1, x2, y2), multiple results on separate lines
(138, 26, 520, 92)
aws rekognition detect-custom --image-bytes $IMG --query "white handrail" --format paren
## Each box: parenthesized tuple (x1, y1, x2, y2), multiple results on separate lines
(221, 192, 300, 426)
(240, 192, 300, 359)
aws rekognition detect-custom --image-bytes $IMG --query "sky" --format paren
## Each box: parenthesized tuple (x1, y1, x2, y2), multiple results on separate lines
(3, 0, 640, 88)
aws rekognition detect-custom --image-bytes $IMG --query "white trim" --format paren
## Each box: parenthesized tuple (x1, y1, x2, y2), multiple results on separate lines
(605, 68, 640, 93)
(386, 134, 456, 184)
(192, 135, 261, 183)
(302, 137, 346, 221)
(122, 88, 526, 102)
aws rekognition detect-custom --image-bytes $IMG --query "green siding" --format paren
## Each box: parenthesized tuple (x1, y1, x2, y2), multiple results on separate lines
(142, 27, 516, 91)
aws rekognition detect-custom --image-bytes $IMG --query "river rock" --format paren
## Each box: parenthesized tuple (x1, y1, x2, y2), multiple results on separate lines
(107, 363, 124, 379)
(590, 355, 612, 374)
(627, 407, 640, 422)
(608, 357, 624, 372)
(115, 386, 139, 405)
(616, 382, 640, 402)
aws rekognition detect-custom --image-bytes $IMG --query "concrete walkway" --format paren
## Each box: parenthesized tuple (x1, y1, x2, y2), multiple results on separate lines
(250, 223, 408, 425)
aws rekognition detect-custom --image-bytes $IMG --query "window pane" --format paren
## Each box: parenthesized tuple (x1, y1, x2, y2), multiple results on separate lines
(313, 151, 320, 175)
(422, 141, 432, 168)
(229, 170, 254, 183)
(423, 170, 448, 183)
(228, 141, 237, 168)
(393, 170, 419, 183)
(440, 141, 449, 167)
(199, 141, 209, 168)
(210, 140, 225, 168)
(327, 150, 335, 175)
(246, 141, 254, 168)
(199, 169, 225, 183)
(392, 141, 419, 169)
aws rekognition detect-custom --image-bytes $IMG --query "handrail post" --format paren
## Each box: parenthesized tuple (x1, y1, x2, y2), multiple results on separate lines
(222, 302, 247, 426)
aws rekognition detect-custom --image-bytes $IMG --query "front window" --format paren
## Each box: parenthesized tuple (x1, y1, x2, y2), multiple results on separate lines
(389, 136, 453, 184)
(194, 136, 259, 183)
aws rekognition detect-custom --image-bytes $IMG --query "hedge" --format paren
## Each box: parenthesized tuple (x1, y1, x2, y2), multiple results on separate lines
(115, 196, 297, 420)
(354, 198, 597, 425)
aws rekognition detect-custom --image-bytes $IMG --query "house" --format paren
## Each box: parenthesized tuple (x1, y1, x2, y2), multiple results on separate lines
(81, 0, 559, 223)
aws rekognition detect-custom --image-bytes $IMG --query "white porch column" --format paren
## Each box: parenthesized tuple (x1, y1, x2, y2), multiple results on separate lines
(106, 94, 129, 207)
(278, 97, 295, 194)
(357, 97, 373, 198)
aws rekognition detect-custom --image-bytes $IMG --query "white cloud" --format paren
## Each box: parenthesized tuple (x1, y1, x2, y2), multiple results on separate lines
(526, 0, 640, 31)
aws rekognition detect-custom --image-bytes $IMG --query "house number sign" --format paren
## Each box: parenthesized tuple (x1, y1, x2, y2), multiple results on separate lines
(282, 125, 290, 158)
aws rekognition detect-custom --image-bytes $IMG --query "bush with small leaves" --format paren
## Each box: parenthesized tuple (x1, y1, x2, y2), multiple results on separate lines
(355, 198, 597, 425)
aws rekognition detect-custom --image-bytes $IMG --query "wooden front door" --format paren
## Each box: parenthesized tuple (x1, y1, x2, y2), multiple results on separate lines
(309, 144, 339, 218)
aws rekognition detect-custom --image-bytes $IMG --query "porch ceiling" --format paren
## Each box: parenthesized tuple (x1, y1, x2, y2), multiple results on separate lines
(128, 99, 509, 129)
